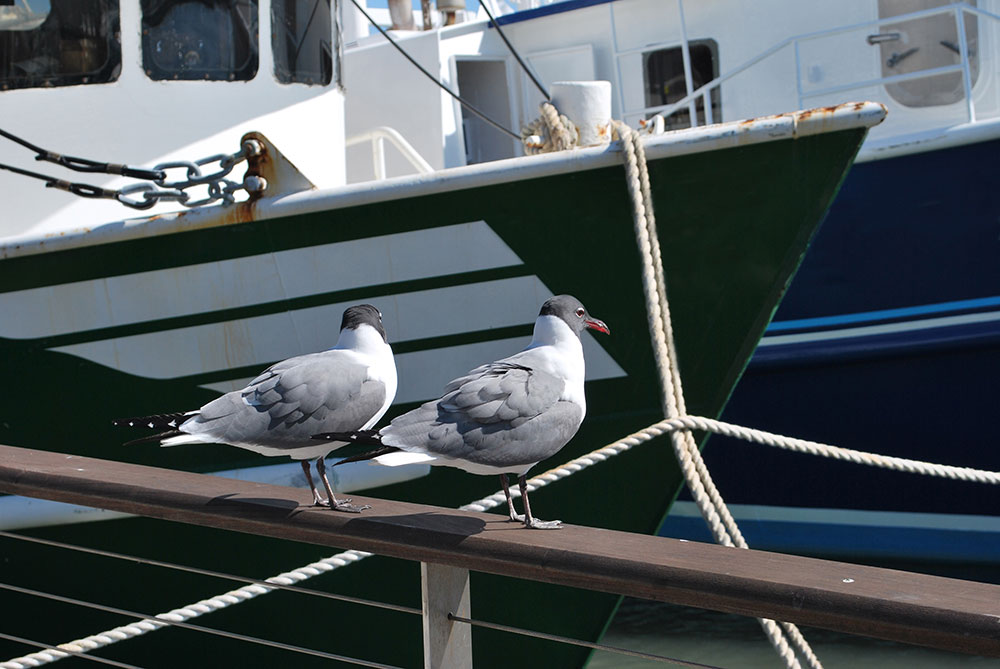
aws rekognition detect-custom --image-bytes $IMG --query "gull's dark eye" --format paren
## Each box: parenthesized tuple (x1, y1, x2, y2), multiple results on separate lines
(575, 307, 586, 318)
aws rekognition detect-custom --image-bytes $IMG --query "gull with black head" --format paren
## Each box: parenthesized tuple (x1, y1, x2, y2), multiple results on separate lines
(315, 295, 609, 528)
(114, 304, 396, 513)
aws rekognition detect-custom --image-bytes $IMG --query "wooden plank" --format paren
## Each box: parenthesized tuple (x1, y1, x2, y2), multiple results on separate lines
(1, 444, 998, 657)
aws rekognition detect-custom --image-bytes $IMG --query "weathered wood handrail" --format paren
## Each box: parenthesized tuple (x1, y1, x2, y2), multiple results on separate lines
(1, 444, 998, 658)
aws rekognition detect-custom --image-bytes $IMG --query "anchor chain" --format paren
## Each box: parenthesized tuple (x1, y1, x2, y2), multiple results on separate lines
(0, 126, 261, 210)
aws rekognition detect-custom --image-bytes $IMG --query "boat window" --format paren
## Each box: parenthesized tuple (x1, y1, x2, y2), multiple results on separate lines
(141, 0, 258, 81)
(272, 0, 334, 86)
(877, 0, 978, 108)
(0, 0, 121, 91)
(643, 40, 720, 129)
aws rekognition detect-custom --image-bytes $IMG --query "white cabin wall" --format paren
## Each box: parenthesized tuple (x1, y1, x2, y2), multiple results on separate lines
(676, 1, 874, 123)
(341, 0, 1000, 175)
(343, 30, 449, 182)
(489, 5, 621, 129)
(1, 0, 346, 239)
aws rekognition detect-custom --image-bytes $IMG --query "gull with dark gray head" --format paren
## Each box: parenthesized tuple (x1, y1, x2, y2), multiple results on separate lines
(114, 304, 396, 513)
(314, 295, 609, 529)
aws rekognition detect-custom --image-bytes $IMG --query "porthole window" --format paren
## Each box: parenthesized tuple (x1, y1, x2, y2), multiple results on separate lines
(272, 0, 334, 86)
(643, 40, 720, 129)
(0, 0, 121, 91)
(877, 0, 979, 108)
(141, 0, 258, 81)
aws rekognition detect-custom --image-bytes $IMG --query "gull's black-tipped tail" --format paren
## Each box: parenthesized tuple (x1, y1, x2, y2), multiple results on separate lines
(113, 413, 188, 447)
(311, 429, 383, 446)
(314, 430, 395, 465)
(334, 446, 401, 466)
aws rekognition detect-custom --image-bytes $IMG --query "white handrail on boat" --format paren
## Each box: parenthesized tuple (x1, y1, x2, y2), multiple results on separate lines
(345, 126, 434, 180)
(640, 2, 996, 130)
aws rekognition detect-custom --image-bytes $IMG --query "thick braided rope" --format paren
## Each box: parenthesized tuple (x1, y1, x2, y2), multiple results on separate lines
(521, 102, 577, 155)
(612, 121, 813, 669)
(0, 549, 372, 669)
(627, 126, 750, 550)
(655, 416, 1000, 483)
(610, 122, 735, 548)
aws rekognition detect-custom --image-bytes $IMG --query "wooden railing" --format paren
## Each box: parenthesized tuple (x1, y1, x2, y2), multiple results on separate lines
(1, 444, 998, 665)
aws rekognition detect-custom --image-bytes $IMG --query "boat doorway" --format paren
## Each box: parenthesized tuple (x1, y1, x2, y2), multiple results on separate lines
(455, 58, 517, 164)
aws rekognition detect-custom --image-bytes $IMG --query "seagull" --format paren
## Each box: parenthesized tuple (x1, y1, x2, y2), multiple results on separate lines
(314, 295, 609, 529)
(114, 304, 397, 513)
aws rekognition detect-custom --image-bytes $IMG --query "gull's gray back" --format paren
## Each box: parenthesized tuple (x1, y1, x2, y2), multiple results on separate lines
(183, 350, 387, 453)
(382, 359, 583, 470)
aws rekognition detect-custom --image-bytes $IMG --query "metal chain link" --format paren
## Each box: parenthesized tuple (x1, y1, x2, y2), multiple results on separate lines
(115, 143, 256, 210)
(1, 125, 259, 211)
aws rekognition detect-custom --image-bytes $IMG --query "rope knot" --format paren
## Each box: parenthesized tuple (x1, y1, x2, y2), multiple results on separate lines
(521, 102, 578, 154)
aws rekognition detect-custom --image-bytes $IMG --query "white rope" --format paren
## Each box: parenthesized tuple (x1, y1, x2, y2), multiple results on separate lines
(644, 415, 1000, 484)
(0, 550, 372, 669)
(521, 102, 577, 155)
(612, 120, 817, 669)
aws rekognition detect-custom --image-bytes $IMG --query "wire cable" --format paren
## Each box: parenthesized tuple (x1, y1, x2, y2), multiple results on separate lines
(0, 582, 403, 669)
(347, 0, 520, 140)
(0, 530, 420, 616)
(0, 127, 165, 180)
(476, 0, 550, 100)
(448, 613, 720, 668)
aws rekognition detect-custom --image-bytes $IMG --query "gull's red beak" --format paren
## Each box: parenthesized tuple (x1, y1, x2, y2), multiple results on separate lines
(584, 317, 610, 335)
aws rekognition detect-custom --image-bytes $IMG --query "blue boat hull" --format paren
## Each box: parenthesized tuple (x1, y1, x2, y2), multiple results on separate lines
(662, 136, 1000, 563)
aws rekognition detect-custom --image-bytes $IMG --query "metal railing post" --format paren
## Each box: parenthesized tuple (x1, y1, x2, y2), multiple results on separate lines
(421, 562, 471, 668)
(955, 5, 976, 123)
(372, 135, 387, 180)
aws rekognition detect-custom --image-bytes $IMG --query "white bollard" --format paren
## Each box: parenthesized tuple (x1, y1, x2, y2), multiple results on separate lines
(550, 81, 612, 147)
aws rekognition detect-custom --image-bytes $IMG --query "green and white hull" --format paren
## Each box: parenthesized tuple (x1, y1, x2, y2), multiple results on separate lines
(0, 103, 882, 667)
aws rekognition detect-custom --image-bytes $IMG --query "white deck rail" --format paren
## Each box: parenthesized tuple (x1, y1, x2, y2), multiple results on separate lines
(346, 126, 434, 180)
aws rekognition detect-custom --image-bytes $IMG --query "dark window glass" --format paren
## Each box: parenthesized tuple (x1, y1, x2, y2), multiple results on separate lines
(141, 0, 258, 81)
(0, 0, 120, 91)
(643, 40, 720, 130)
(272, 0, 333, 85)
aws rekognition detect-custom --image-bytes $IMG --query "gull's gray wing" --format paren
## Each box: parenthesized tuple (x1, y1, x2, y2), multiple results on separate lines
(383, 362, 583, 469)
(184, 350, 386, 449)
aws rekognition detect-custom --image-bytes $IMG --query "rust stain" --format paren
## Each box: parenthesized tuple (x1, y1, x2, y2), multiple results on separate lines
(733, 101, 872, 129)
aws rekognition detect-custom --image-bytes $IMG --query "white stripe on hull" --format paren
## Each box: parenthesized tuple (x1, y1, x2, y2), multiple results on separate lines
(1, 221, 519, 339)
(48, 275, 626, 404)
(52, 276, 553, 377)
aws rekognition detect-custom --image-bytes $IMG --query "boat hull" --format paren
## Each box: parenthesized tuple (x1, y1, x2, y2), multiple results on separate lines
(663, 135, 1000, 565)
(0, 117, 873, 666)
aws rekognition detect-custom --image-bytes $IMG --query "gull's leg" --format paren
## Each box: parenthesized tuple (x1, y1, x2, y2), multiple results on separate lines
(301, 460, 328, 506)
(501, 474, 524, 522)
(519, 475, 561, 530)
(317, 457, 371, 513)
